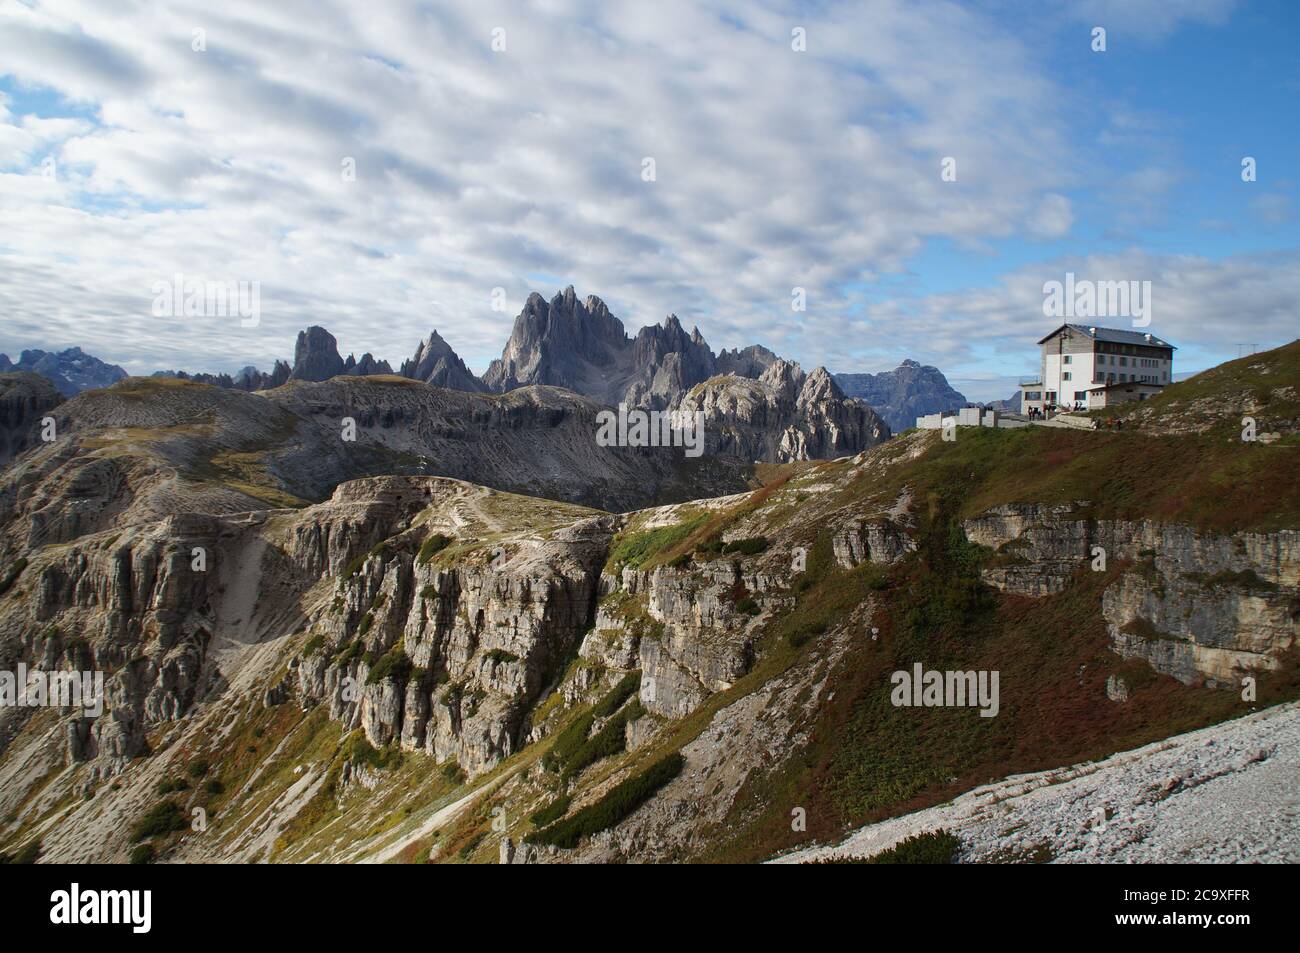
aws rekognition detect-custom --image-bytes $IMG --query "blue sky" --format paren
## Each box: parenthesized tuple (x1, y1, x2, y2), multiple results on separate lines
(1, 0, 1297, 402)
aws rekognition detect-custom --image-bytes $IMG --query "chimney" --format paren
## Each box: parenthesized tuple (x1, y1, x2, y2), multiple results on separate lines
(1144, 333, 1152, 342)
(1088, 326, 1097, 336)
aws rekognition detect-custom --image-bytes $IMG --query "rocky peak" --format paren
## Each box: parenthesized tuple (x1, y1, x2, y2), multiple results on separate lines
(347, 353, 394, 377)
(400, 330, 486, 392)
(291, 326, 346, 382)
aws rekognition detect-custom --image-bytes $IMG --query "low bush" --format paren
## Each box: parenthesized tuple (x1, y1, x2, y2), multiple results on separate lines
(418, 533, 453, 565)
(131, 801, 187, 842)
(529, 795, 572, 827)
(11, 839, 41, 864)
(366, 646, 411, 684)
(129, 843, 156, 865)
(723, 537, 769, 556)
(527, 752, 685, 848)
(0, 557, 28, 597)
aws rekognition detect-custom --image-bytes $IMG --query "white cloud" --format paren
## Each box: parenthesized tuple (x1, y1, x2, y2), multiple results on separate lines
(0, 0, 1082, 375)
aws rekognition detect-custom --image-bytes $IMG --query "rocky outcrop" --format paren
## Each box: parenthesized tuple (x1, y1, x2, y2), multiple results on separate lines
(832, 515, 916, 568)
(292, 484, 617, 776)
(399, 330, 487, 392)
(678, 362, 890, 463)
(0, 373, 63, 467)
(964, 502, 1299, 687)
(834, 359, 968, 434)
(344, 353, 393, 377)
(291, 326, 347, 382)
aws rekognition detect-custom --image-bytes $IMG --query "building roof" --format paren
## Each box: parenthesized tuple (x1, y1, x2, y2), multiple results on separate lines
(1037, 324, 1176, 349)
(1084, 380, 1166, 392)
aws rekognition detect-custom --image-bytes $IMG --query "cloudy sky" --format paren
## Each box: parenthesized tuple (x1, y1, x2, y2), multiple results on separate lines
(1, 0, 1297, 401)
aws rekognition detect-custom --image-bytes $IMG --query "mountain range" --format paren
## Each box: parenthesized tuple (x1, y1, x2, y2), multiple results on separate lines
(5, 287, 970, 440)
(0, 347, 127, 397)
(1, 337, 1295, 864)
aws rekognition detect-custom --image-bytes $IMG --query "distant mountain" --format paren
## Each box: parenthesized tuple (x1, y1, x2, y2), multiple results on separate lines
(9, 288, 887, 462)
(0, 346, 127, 397)
(400, 330, 488, 392)
(834, 360, 968, 432)
(987, 391, 1021, 412)
(483, 286, 783, 411)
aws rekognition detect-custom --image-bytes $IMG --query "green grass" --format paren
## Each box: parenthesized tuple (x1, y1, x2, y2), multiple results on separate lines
(605, 513, 710, 572)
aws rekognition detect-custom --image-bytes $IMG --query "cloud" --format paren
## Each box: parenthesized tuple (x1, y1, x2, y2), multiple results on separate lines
(0, 0, 1083, 375)
(850, 248, 1300, 384)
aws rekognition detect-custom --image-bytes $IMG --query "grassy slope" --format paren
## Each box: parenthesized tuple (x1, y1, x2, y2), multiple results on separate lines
(691, 342, 1300, 861)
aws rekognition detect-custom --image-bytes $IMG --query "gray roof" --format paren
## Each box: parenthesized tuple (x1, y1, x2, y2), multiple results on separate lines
(1037, 324, 1176, 349)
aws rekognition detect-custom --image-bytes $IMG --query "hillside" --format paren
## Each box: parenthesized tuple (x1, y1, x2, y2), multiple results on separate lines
(0, 341, 1295, 864)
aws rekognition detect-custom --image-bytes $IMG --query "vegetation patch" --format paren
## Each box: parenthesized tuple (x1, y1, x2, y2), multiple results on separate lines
(131, 801, 187, 842)
(366, 646, 411, 684)
(811, 830, 962, 864)
(529, 794, 572, 827)
(0, 557, 28, 597)
(418, 533, 453, 565)
(527, 752, 685, 848)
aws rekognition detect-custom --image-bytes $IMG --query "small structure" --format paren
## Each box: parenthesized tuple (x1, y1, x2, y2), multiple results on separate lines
(916, 407, 1010, 430)
(1085, 380, 1163, 409)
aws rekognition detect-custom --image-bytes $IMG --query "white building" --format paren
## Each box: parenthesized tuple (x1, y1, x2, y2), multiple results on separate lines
(1020, 324, 1174, 415)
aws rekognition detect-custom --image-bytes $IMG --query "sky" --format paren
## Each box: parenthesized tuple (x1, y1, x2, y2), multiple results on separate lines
(0, 0, 1297, 402)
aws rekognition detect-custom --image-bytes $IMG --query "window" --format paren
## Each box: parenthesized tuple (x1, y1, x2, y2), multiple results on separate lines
(1119, 357, 1128, 367)
(1074, 391, 1087, 401)
(1024, 391, 1041, 401)
(1063, 355, 1072, 364)
(1062, 371, 1071, 381)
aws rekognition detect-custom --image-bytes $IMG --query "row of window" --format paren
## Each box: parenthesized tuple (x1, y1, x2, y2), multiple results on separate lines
(1058, 371, 1165, 384)
(1061, 354, 1165, 368)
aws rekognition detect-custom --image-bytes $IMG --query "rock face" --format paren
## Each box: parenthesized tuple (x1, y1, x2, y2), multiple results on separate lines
(835, 359, 968, 433)
(964, 502, 1298, 687)
(483, 286, 861, 438)
(483, 288, 632, 400)
(678, 362, 890, 462)
(296, 493, 615, 776)
(0, 373, 63, 467)
(399, 331, 488, 392)
(291, 326, 347, 382)
(0, 347, 127, 397)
